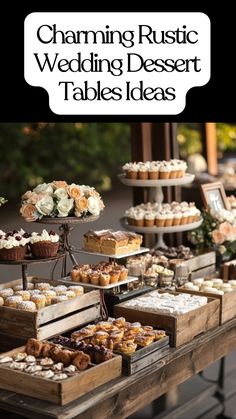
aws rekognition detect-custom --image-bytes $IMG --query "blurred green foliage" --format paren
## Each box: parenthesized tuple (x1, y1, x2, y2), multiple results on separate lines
(0, 123, 130, 200)
(1, 122, 236, 201)
(177, 123, 236, 158)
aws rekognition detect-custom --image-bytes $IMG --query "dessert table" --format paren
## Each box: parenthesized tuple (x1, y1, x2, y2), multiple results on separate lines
(0, 318, 236, 419)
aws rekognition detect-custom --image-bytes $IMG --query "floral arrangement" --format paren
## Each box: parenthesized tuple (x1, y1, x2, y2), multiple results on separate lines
(20, 181, 105, 222)
(188, 197, 236, 259)
(0, 197, 7, 207)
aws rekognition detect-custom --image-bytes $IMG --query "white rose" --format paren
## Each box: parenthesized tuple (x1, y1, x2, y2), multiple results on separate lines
(33, 183, 54, 195)
(87, 196, 100, 216)
(35, 196, 54, 216)
(218, 245, 227, 255)
(54, 188, 68, 200)
(57, 198, 74, 217)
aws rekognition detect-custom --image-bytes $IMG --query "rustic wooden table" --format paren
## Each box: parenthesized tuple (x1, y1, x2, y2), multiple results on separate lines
(0, 318, 236, 419)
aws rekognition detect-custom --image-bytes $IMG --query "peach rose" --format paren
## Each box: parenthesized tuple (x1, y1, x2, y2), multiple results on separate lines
(20, 203, 38, 222)
(75, 197, 88, 212)
(53, 180, 68, 189)
(68, 184, 82, 200)
(219, 221, 233, 235)
(212, 229, 225, 245)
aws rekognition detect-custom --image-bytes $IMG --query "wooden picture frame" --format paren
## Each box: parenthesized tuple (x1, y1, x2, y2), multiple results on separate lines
(200, 182, 229, 214)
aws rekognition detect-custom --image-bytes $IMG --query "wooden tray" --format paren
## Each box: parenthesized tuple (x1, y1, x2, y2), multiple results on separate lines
(0, 278, 100, 341)
(114, 291, 220, 347)
(184, 251, 216, 279)
(177, 287, 236, 324)
(0, 345, 122, 405)
(114, 336, 169, 375)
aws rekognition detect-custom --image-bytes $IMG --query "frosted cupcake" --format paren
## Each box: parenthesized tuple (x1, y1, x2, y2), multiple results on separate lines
(148, 162, 159, 180)
(181, 210, 189, 225)
(30, 230, 60, 259)
(165, 211, 174, 227)
(127, 163, 139, 179)
(138, 162, 149, 180)
(144, 212, 155, 227)
(0, 230, 30, 261)
(133, 211, 145, 227)
(155, 212, 166, 227)
(159, 163, 171, 179)
(169, 160, 179, 178)
(173, 211, 182, 226)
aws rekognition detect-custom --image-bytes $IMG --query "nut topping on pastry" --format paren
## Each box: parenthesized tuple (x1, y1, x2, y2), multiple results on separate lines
(25, 365, 42, 374)
(52, 362, 64, 372)
(10, 362, 27, 370)
(52, 373, 68, 380)
(25, 355, 37, 364)
(34, 370, 54, 379)
(40, 357, 54, 367)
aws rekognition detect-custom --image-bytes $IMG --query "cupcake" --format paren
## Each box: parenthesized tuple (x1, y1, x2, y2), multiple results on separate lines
(30, 230, 60, 259)
(155, 212, 166, 227)
(4, 295, 23, 308)
(109, 271, 120, 284)
(119, 267, 128, 281)
(15, 290, 30, 301)
(144, 212, 155, 227)
(31, 294, 46, 309)
(181, 210, 189, 225)
(165, 211, 174, 227)
(173, 211, 182, 226)
(17, 301, 36, 311)
(148, 162, 159, 180)
(0, 230, 30, 261)
(169, 160, 179, 179)
(35, 282, 51, 291)
(0, 288, 14, 299)
(68, 286, 84, 296)
(80, 270, 90, 283)
(133, 212, 144, 227)
(138, 163, 149, 180)
(70, 268, 81, 282)
(159, 163, 171, 179)
(100, 273, 110, 286)
(42, 290, 56, 305)
(127, 163, 138, 179)
(122, 163, 132, 177)
(54, 285, 67, 295)
(90, 271, 100, 285)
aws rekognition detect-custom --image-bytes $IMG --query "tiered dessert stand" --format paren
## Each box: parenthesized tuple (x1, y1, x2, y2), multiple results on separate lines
(59, 246, 150, 319)
(118, 173, 203, 249)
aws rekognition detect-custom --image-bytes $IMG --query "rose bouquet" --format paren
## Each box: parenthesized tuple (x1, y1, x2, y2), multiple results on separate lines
(20, 181, 105, 222)
(188, 198, 236, 260)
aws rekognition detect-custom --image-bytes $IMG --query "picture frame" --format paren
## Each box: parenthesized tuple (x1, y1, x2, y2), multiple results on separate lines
(200, 182, 230, 214)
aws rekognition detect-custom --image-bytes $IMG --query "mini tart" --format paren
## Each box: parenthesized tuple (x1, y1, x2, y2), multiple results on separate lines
(35, 282, 51, 291)
(17, 301, 36, 311)
(153, 330, 166, 340)
(31, 294, 46, 309)
(116, 341, 137, 354)
(71, 328, 95, 341)
(96, 321, 114, 332)
(4, 295, 23, 308)
(135, 334, 155, 347)
(112, 317, 126, 329)
(109, 330, 124, 343)
(15, 290, 31, 301)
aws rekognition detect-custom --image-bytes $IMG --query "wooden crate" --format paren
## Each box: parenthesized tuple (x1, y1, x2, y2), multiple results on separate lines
(114, 292, 220, 347)
(185, 251, 216, 279)
(0, 345, 122, 405)
(115, 336, 169, 376)
(177, 287, 236, 324)
(0, 278, 100, 341)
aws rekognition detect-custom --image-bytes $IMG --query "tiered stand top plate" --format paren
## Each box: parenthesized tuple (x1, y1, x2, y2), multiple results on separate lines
(36, 215, 100, 224)
(75, 247, 150, 259)
(120, 217, 203, 234)
(118, 173, 195, 187)
(57, 275, 139, 290)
